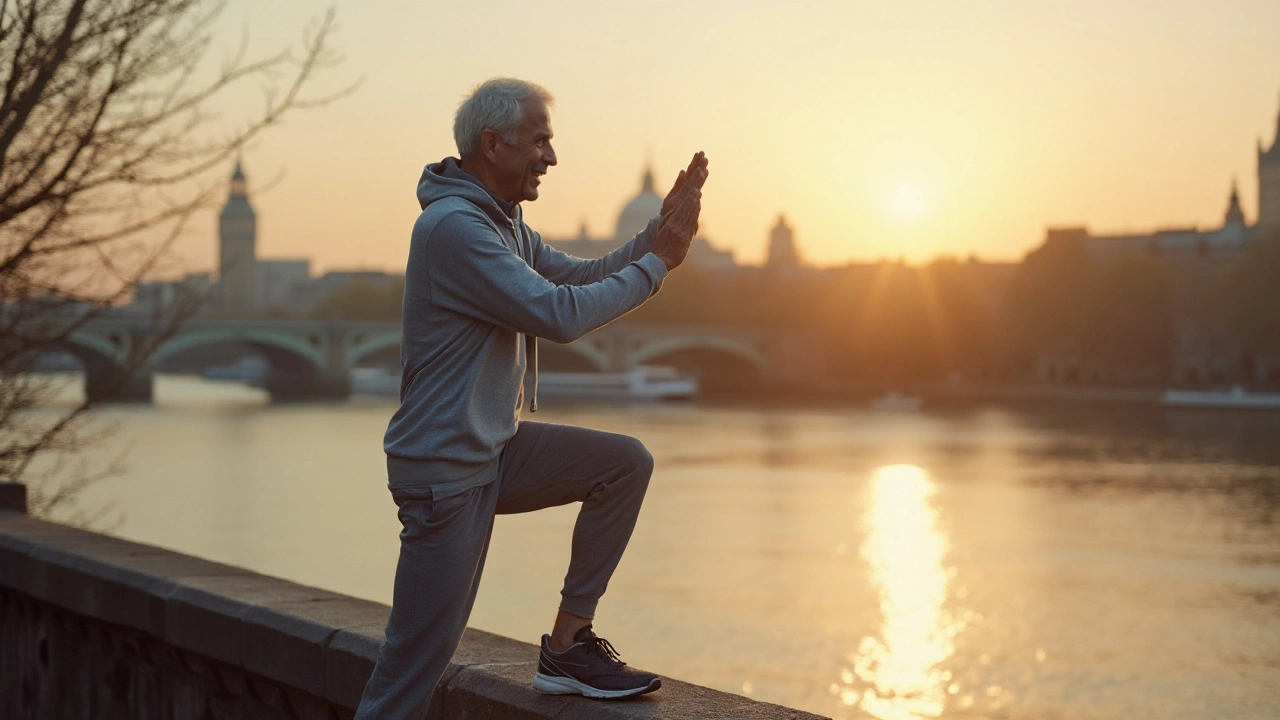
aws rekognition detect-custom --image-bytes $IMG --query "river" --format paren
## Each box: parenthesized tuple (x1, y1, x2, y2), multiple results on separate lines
(36, 375, 1280, 719)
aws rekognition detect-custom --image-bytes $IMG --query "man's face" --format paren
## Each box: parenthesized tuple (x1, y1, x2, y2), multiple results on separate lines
(492, 98, 557, 204)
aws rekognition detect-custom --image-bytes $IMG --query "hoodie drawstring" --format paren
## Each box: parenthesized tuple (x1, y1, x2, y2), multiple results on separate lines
(526, 334, 539, 412)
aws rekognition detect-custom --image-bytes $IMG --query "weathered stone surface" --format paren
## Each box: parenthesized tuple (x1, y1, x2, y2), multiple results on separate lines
(244, 597, 388, 699)
(0, 485, 26, 514)
(1, 512, 831, 719)
(323, 625, 382, 709)
(451, 626, 543, 666)
(165, 573, 336, 667)
(25, 545, 174, 636)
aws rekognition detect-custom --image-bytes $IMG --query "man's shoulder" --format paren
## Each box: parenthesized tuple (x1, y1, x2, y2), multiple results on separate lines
(417, 196, 486, 224)
(414, 198, 498, 243)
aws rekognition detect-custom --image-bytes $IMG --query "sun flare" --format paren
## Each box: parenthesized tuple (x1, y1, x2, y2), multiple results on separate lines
(889, 182, 928, 221)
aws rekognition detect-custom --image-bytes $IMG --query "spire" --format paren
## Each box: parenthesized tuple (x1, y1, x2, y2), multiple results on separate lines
(230, 159, 247, 197)
(767, 214, 800, 270)
(221, 160, 254, 218)
(641, 165, 655, 194)
(1262, 93, 1280, 163)
(1225, 177, 1245, 225)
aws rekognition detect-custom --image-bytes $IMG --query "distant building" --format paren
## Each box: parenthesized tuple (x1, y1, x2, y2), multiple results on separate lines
(218, 163, 257, 313)
(1048, 97, 1280, 259)
(545, 165, 737, 270)
(765, 215, 802, 271)
(132, 281, 176, 315)
(257, 259, 312, 312)
(1258, 102, 1280, 235)
(1031, 95, 1280, 387)
(1042, 182, 1251, 262)
(128, 272, 213, 315)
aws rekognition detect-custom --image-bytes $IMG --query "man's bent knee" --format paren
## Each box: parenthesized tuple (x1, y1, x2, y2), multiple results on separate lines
(619, 435, 654, 478)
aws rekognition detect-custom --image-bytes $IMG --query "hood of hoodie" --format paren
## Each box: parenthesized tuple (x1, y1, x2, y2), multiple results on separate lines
(416, 157, 518, 229)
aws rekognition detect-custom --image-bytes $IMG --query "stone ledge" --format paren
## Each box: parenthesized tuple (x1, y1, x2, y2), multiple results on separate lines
(0, 511, 829, 719)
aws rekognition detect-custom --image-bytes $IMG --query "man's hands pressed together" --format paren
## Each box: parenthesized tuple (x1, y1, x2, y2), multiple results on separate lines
(654, 152, 710, 271)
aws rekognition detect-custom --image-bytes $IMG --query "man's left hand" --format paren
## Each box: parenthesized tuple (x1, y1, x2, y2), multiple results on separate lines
(661, 151, 709, 218)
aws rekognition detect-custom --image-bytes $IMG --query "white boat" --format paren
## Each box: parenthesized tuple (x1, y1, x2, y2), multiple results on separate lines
(1162, 386, 1280, 410)
(203, 356, 268, 384)
(871, 391, 923, 412)
(350, 367, 401, 395)
(537, 366, 698, 401)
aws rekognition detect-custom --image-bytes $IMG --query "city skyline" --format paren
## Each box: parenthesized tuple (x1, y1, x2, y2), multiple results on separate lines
(170, 0, 1280, 274)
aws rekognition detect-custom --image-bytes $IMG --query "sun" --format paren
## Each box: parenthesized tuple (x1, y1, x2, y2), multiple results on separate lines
(889, 182, 927, 220)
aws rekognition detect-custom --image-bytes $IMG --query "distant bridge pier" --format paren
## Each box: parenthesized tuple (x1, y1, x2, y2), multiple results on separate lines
(261, 369, 350, 401)
(84, 366, 152, 403)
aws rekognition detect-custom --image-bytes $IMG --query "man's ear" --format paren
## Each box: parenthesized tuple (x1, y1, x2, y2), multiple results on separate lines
(480, 129, 502, 163)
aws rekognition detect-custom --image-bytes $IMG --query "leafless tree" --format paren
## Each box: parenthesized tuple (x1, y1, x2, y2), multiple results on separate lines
(0, 0, 352, 522)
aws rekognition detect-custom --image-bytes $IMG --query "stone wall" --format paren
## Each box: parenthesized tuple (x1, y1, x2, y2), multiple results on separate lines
(0, 509, 827, 719)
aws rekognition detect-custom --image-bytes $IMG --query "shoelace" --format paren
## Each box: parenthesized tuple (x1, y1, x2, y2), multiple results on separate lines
(583, 636, 626, 667)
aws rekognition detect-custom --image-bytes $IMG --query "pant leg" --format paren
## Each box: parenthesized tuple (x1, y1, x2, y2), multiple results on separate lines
(354, 481, 499, 720)
(495, 422, 654, 620)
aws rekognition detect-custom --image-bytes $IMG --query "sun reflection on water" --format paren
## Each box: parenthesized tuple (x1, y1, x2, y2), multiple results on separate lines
(840, 464, 962, 720)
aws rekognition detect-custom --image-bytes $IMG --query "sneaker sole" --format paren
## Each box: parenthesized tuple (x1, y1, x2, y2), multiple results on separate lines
(533, 672, 661, 699)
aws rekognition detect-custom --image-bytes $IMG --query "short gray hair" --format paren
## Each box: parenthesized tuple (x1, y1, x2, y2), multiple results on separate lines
(453, 78, 554, 158)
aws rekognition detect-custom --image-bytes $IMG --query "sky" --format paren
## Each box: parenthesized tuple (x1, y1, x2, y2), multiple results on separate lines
(175, 0, 1280, 273)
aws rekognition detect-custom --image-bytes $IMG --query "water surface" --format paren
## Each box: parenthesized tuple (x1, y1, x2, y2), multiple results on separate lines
(47, 376, 1280, 719)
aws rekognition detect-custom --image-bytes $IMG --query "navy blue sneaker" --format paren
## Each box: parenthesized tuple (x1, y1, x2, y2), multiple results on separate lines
(534, 625, 662, 699)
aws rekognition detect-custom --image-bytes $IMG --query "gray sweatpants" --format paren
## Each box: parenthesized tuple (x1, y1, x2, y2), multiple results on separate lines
(354, 422, 654, 720)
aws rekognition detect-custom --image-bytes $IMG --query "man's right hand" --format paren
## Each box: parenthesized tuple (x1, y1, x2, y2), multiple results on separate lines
(661, 152, 709, 219)
(654, 153, 709, 272)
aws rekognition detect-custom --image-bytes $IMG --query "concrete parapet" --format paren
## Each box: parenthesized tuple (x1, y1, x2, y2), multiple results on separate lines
(0, 483, 25, 513)
(0, 511, 828, 719)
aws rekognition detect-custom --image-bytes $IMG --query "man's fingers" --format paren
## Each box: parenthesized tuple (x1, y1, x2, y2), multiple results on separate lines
(668, 169, 686, 197)
(681, 152, 708, 190)
(688, 155, 709, 190)
(687, 151, 706, 175)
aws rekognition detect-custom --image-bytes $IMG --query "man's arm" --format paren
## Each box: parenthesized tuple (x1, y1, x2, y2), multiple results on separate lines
(427, 211, 668, 344)
(533, 152, 709, 284)
(531, 217, 661, 287)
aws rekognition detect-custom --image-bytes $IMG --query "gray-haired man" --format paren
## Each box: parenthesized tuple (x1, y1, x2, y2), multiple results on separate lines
(354, 78, 708, 718)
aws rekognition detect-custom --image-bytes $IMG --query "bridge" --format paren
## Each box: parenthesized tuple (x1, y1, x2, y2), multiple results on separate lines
(61, 316, 806, 402)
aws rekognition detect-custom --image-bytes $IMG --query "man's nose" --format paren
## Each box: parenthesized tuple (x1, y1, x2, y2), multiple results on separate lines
(544, 143, 557, 166)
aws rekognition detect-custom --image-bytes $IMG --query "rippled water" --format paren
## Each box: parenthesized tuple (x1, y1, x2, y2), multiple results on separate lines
(42, 375, 1280, 719)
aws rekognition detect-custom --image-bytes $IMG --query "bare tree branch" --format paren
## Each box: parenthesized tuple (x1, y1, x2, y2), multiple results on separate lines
(0, 0, 351, 524)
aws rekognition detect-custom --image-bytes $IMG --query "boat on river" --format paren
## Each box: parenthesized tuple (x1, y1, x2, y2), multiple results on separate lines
(870, 391, 924, 412)
(349, 365, 698, 401)
(537, 366, 698, 401)
(350, 367, 401, 395)
(203, 356, 268, 384)
(1162, 386, 1280, 410)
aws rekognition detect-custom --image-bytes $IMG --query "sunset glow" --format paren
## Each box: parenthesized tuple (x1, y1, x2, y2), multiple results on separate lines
(890, 182, 928, 221)
(179, 0, 1280, 272)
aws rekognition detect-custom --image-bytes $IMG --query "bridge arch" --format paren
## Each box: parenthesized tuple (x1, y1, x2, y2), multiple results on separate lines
(63, 331, 126, 368)
(627, 336, 770, 372)
(547, 340, 610, 372)
(345, 330, 402, 368)
(152, 328, 327, 373)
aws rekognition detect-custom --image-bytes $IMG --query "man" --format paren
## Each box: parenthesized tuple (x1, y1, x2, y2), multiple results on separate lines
(354, 77, 708, 719)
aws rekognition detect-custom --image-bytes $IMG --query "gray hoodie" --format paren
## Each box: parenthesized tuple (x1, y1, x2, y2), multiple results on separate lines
(383, 158, 668, 496)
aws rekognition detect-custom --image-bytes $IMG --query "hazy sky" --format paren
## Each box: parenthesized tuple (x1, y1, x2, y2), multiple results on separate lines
(179, 0, 1280, 272)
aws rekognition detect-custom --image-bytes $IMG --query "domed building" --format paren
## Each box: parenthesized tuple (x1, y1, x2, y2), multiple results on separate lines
(547, 164, 736, 270)
(614, 168, 663, 242)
